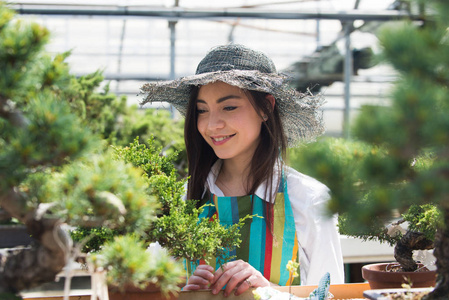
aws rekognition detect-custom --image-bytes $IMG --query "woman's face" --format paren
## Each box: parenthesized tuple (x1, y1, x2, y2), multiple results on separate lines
(196, 81, 264, 164)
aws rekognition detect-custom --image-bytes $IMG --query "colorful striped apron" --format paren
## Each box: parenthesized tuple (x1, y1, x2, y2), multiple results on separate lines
(193, 174, 300, 286)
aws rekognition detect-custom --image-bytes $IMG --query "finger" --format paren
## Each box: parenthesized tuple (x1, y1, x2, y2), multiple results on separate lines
(187, 275, 211, 287)
(234, 276, 254, 296)
(182, 284, 203, 291)
(188, 264, 214, 286)
(192, 268, 214, 282)
(196, 264, 215, 273)
(211, 261, 247, 295)
(223, 269, 252, 296)
(211, 260, 239, 284)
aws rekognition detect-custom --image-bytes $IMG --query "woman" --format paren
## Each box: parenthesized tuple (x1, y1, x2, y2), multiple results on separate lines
(140, 44, 344, 296)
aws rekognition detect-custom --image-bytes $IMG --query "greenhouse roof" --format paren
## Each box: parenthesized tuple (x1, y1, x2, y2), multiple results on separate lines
(10, 0, 407, 135)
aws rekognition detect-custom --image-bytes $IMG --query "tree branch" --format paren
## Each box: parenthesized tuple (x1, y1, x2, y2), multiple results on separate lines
(0, 188, 71, 293)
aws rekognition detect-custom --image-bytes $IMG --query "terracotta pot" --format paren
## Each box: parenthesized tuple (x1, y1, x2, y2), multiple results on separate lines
(362, 262, 437, 290)
(108, 283, 179, 300)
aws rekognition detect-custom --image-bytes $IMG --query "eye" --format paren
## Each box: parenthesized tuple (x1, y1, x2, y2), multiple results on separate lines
(224, 106, 237, 111)
(196, 105, 208, 114)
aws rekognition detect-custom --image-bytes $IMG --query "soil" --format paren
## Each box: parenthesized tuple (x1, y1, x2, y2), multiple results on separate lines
(384, 263, 431, 273)
(381, 290, 430, 300)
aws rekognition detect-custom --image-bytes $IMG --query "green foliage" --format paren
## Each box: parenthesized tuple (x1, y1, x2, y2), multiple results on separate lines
(62, 71, 129, 141)
(70, 227, 117, 253)
(337, 212, 400, 247)
(114, 137, 177, 178)
(288, 0, 449, 266)
(288, 136, 443, 244)
(90, 235, 184, 296)
(0, 17, 50, 100)
(0, 292, 22, 300)
(0, 92, 97, 191)
(115, 108, 187, 176)
(153, 203, 253, 266)
(113, 137, 182, 213)
(288, 137, 390, 217)
(0, 3, 185, 293)
(41, 151, 157, 236)
(115, 138, 251, 265)
(403, 204, 442, 242)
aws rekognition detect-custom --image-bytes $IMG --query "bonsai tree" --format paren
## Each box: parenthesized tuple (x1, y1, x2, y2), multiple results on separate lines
(289, 0, 449, 298)
(113, 138, 251, 266)
(0, 3, 247, 299)
(290, 138, 440, 272)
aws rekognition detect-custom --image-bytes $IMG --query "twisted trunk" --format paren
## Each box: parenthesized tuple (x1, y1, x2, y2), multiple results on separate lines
(394, 231, 434, 272)
(425, 207, 449, 300)
(0, 188, 70, 293)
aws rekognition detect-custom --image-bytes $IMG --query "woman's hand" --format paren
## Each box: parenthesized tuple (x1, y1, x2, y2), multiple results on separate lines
(210, 260, 270, 297)
(183, 264, 215, 291)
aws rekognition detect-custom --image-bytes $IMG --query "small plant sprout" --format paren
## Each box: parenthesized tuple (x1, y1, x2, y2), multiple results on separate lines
(287, 259, 300, 299)
(286, 260, 300, 280)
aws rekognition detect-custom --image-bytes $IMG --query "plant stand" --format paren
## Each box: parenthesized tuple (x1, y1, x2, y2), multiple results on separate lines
(22, 282, 371, 300)
(108, 284, 178, 300)
(0, 225, 33, 248)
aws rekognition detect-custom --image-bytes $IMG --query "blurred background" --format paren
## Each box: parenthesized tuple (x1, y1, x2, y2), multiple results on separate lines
(11, 0, 407, 137)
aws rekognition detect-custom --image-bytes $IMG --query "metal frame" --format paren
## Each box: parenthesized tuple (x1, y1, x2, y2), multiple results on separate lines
(12, 4, 420, 21)
(13, 3, 416, 137)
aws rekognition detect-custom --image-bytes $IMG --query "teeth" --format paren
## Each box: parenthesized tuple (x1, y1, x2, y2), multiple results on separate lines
(214, 136, 230, 142)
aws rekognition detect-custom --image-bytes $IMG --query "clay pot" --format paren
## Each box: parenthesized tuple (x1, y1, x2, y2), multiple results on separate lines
(108, 283, 179, 300)
(362, 262, 437, 290)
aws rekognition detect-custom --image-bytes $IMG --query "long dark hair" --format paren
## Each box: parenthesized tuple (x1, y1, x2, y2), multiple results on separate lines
(185, 84, 287, 204)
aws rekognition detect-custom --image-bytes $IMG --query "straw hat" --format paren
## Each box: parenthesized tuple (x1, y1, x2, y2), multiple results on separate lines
(140, 44, 325, 146)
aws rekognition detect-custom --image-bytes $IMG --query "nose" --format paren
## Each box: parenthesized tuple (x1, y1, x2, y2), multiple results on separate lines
(206, 111, 225, 131)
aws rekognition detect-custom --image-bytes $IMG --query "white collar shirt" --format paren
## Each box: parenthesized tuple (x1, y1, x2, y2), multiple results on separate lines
(199, 159, 345, 285)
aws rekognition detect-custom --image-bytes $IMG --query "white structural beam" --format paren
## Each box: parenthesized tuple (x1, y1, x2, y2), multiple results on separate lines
(12, 4, 421, 21)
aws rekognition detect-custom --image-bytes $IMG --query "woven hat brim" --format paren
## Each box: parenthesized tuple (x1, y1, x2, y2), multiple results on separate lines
(140, 69, 325, 146)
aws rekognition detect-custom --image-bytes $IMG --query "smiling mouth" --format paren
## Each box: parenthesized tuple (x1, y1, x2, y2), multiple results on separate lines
(211, 134, 235, 142)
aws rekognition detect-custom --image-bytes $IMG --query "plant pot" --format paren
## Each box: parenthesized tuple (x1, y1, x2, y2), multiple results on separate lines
(108, 283, 179, 300)
(362, 262, 437, 290)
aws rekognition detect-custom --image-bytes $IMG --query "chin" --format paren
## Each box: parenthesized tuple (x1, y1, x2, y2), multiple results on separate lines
(214, 152, 233, 160)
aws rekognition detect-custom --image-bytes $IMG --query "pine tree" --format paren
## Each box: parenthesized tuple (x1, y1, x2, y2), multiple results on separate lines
(0, 2, 161, 294)
(289, 0, 449, 298)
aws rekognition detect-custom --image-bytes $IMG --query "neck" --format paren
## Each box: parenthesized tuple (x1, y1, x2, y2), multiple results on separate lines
(217, 157, 252, 196)
(221, 158, 251, 181)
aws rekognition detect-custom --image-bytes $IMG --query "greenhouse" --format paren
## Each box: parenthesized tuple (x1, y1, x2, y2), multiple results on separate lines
(1, 0, 448, 299)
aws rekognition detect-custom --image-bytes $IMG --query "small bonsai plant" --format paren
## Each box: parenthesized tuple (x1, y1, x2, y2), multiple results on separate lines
(289, 0, 449, 298)
(76, 138, 251, 298)
(113, 138, 252, 267)
(89, 235, 185, 297)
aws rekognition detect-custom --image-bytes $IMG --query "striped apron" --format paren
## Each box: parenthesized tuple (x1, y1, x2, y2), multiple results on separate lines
(192, 174, 300, 286)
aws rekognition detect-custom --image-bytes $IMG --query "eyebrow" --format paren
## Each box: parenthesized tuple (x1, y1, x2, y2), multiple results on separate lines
(196, 95, 242, 104)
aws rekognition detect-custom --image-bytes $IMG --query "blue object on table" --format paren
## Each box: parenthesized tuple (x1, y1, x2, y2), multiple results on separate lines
(308, 272, 331, 300)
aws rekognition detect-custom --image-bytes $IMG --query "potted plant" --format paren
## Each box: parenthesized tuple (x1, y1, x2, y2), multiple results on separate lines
(290, 139, 439, 289)
(83, 138, 251, 299)
(288, 0, 449, 298)
(113, 138, 251, 265)
(89, 235, 185, 300)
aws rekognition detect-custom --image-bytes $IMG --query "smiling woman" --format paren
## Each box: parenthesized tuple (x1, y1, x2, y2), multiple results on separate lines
(196, 82, 263, 169)
(140, 44, 344, 296)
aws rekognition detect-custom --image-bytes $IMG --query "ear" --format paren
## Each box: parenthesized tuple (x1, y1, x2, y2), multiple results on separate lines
(266, 94, 275, 111)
